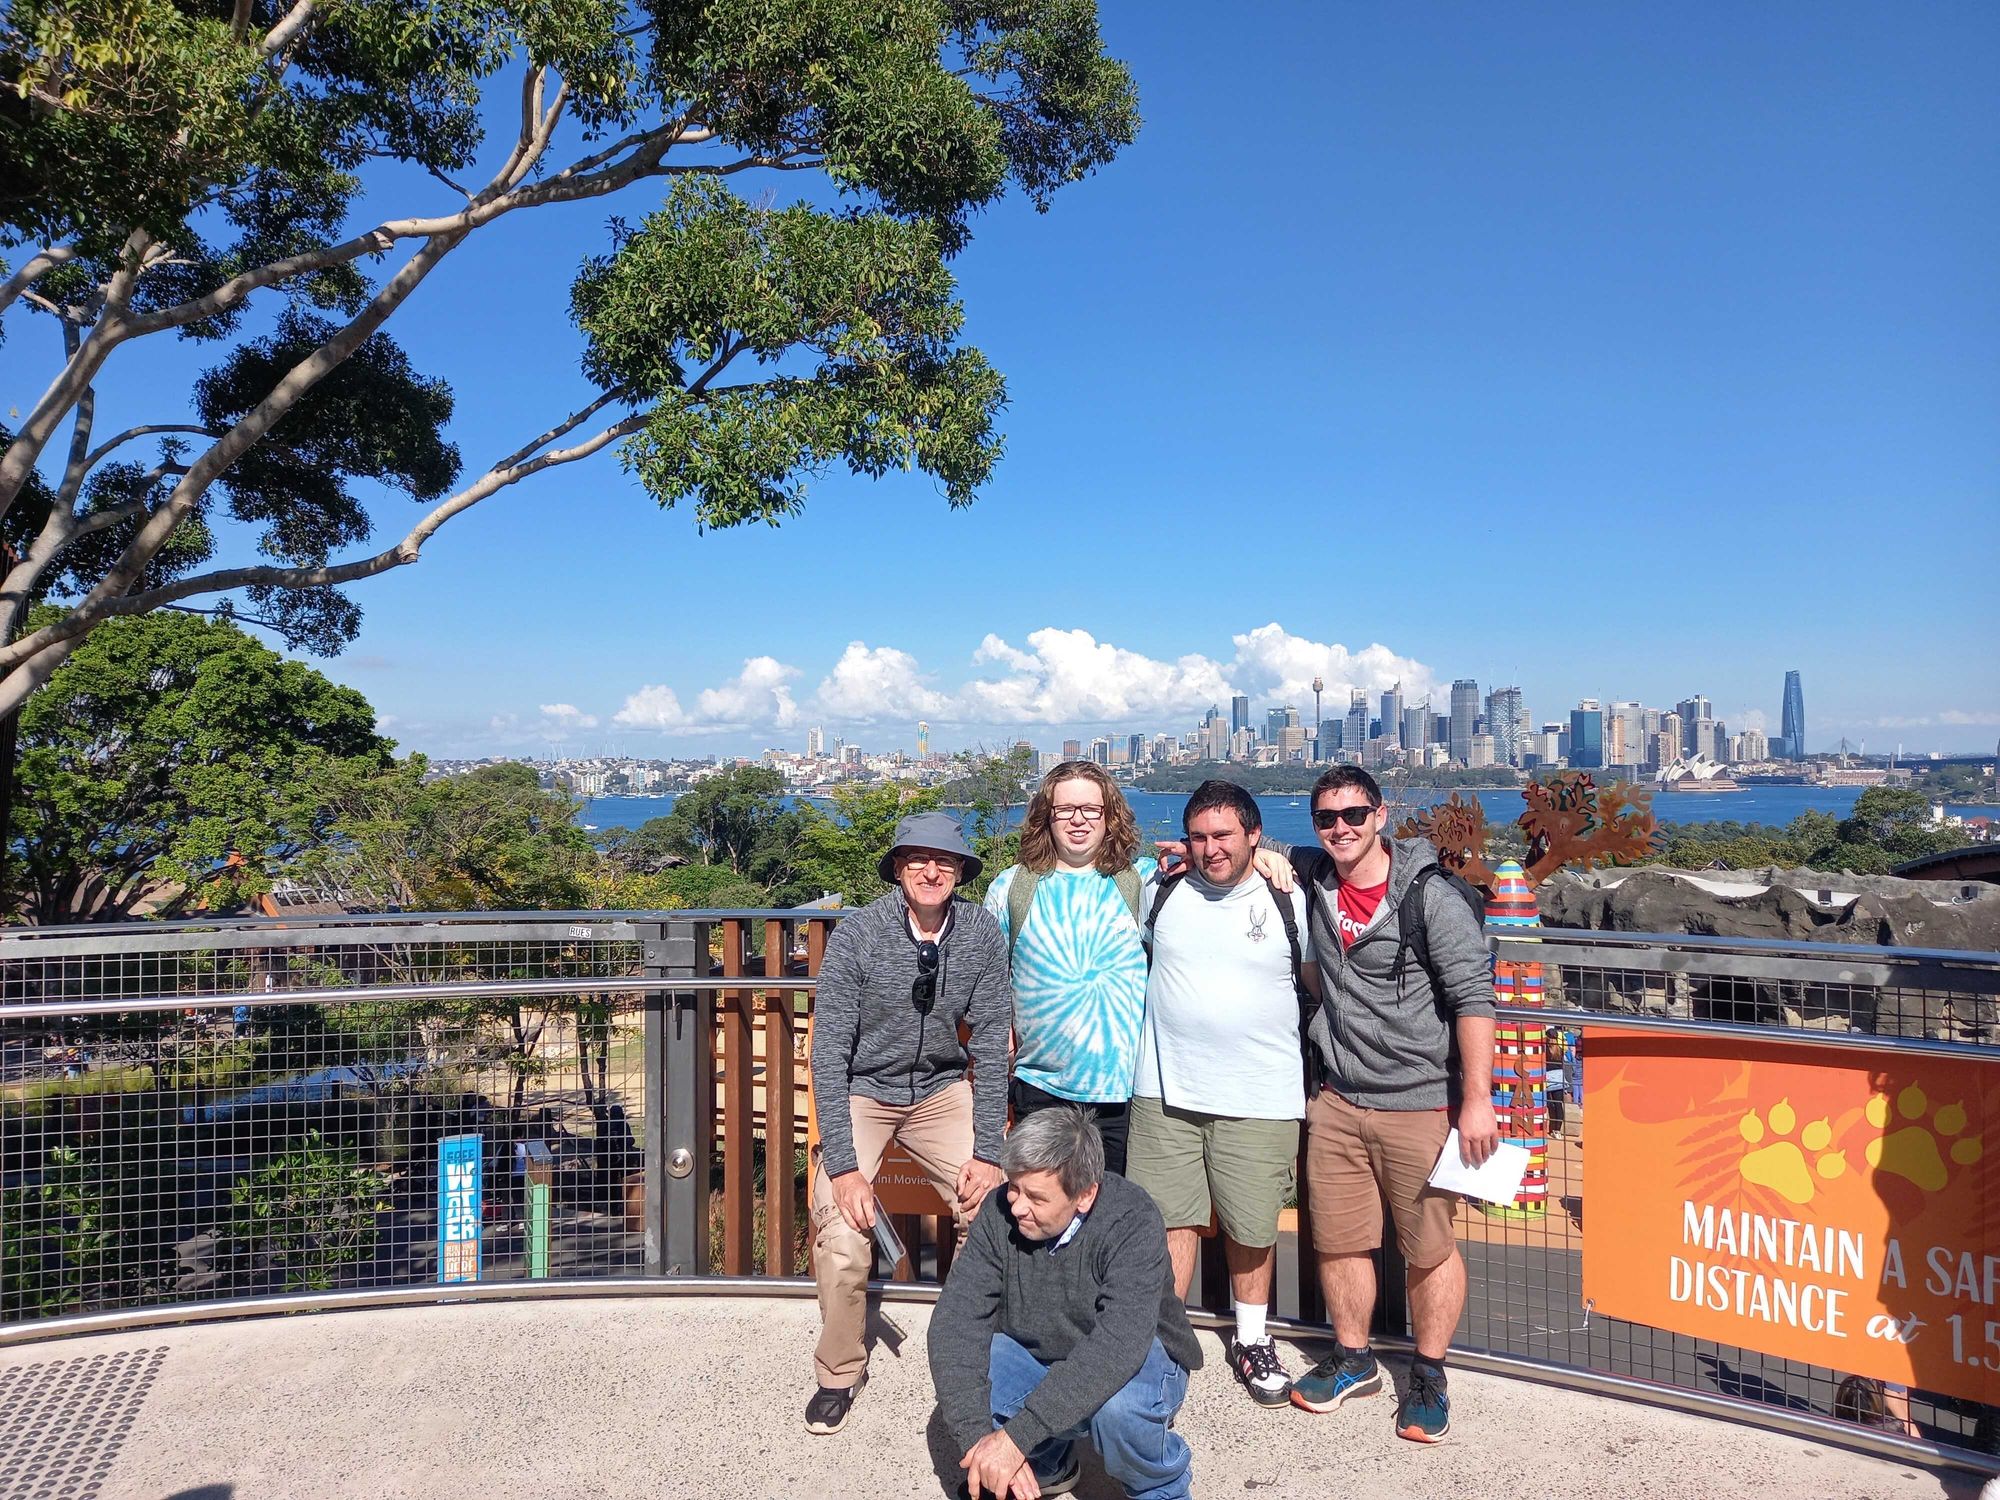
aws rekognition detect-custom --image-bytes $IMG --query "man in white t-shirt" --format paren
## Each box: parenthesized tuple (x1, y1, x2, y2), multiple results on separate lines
(1128, 779, 1319, 1409)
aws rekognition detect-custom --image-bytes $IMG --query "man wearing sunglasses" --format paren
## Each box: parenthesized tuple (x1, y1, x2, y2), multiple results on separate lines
(1270, 765, 1497, 1447)
(806, 811, 1013, 1435)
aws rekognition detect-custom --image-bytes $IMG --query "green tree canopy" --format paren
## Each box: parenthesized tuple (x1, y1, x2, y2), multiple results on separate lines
(321, 759, 595, 911)
(0, 1, 1139, 716)
(633, 765, 803, 888)
(792, 780, 943, 907)
(8, 608, 392, 921)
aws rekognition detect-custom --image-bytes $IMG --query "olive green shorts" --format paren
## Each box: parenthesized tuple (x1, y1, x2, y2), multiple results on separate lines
(1125, 1095, 1300, 1248)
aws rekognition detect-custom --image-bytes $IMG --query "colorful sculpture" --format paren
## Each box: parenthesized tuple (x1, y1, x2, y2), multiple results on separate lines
(1485, 859, 1547, 1218)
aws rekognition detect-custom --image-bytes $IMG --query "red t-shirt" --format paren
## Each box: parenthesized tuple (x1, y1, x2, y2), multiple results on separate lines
(1333, 879, 1389, 949)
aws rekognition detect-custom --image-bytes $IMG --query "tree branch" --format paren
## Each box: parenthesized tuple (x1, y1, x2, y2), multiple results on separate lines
(0, 402, 645, 712)
(0, 247, 78, 319)
(82, 425, 218, 470)
(261, 1, 317, 58)
(0, 230, 151, 524)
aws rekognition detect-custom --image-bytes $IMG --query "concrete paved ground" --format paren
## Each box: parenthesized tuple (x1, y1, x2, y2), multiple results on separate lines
(0, 1295, 1977, 1500)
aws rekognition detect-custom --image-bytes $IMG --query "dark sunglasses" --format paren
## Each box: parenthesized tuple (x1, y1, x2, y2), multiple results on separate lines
(1313, 806, 1377, 830)
(911, 940, 940, 1014)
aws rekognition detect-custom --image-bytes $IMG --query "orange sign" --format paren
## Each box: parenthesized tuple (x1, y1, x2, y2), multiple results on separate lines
(1583, 1029, 2000, 1402)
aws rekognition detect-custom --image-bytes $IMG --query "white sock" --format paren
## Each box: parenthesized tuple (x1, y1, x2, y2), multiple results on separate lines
(1234, 1300, 1267, 1346)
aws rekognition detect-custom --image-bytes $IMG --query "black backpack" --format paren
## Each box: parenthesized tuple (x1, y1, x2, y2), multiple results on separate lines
(1143, 870, 1309, 1006)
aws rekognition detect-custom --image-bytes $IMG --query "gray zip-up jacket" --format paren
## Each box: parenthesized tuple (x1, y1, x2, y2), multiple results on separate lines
(1273, 834, 1494, 1110)
(810, 890, 1011, 1178)
(928, 1174, 1202, 1457)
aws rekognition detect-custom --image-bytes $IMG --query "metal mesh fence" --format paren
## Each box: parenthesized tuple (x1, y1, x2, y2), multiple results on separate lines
(3, 914, 1996, 1459)
(1437, 932, 2000, 1453)
(2, 919, 652, 1320)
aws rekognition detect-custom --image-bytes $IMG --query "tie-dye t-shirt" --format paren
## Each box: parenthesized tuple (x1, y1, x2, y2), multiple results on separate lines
(984, 858, 1157, 1104)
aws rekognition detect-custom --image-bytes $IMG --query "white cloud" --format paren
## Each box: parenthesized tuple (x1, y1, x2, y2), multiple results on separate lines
(538, 702, 600, 731)
(612, 684, 690, 731)
(1736, 708, 1769, 733)
(597, 623, 1441, 740)
(1939, 709, 1992, 727)
(958, 628, 1236, 726)
(812, 642, 954, 722)
(1228, 624, 1438, 710)
(613, 659, 802, 734)
(695, 656, 799, 729)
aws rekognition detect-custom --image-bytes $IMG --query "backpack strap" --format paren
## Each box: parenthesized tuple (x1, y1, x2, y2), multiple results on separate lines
(1140, 871, 1178, 964)
(1260, 872, 1307, 1002)
(1393, 865, 1439, 984)
(1112, 864, 1144, 926)
(1004, 866, 1039, 964)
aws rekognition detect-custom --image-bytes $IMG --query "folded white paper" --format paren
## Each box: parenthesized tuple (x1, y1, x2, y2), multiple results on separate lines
(1427, 1131, 1532, 1205)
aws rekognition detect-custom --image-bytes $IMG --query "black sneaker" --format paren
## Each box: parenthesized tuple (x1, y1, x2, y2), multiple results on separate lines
(1395, 1362, 1451, 1444)
(804, 1381, 859, 1434)
(1290, 1346, 1384, 1413)
(1227, 1335, 1294, 1407)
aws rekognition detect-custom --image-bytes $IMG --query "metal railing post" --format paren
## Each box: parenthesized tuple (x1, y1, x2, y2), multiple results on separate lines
(658, 917, 713, 1275)
(637, 919, 668, 1276)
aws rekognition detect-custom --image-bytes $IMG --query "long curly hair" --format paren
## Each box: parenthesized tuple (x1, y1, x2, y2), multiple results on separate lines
(1017, 760, 1141, 875)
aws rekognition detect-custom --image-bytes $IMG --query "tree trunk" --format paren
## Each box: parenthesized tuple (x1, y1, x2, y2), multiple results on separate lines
(0, 703, 14, 918)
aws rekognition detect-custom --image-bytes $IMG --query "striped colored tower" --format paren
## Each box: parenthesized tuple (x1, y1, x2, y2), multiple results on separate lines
(1483, 859, 1548, 1219)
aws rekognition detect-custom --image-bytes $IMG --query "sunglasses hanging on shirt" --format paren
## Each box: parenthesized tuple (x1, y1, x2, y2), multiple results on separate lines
(911, 940, 940, 1014)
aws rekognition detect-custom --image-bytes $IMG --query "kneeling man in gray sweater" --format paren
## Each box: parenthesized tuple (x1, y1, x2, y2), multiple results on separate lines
(928, 1106, 1202, 1500)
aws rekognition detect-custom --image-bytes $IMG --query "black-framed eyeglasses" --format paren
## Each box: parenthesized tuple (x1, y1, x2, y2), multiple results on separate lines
(911, 940, 940, 1014)
(1313, 805, 1376, 830)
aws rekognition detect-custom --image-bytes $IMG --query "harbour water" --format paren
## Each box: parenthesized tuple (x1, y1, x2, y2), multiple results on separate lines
(581, 782, 1992, 851)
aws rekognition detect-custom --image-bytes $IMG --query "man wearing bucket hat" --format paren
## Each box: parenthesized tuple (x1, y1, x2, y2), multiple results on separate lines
(805, 810, 1013, 1435)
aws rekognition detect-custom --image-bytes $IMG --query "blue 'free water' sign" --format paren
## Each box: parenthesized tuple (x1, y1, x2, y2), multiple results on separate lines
(438, 1133, 483, 1283)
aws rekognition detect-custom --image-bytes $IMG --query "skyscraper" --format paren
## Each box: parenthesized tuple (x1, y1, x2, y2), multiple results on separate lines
(1344, 692, 1368, 762)
(1607, 702, 1645, 768)
(1486, 686, 1526, 766)
(1380, 681, 1405, 750)
(1780, 670, 1805, 760)
(806, 726, 824, 757)
(1570, 699, 1604, 768)
(1402, 702, 1429, 753)
(916, 721, 929, 758)
(1230, 694, 1250, 738)
(1449, 679, 1479, 765)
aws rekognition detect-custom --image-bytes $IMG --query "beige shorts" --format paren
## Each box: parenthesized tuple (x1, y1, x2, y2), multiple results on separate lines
(1304, 1089, 1458, 1268)
(1125, 1095, 1299, 1248)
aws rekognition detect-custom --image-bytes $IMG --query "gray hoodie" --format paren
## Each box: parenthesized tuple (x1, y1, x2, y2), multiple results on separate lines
(1276, 835, 1495, 1110)
(809, 890, 1012, 1177)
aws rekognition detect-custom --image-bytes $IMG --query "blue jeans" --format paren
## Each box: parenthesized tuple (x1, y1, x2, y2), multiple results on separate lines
(987, 1332, 1191, 1500)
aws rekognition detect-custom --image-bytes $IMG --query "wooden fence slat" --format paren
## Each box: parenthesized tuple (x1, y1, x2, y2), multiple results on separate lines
(721, 918, 756, 1276)
(764, 918, 797, 1277)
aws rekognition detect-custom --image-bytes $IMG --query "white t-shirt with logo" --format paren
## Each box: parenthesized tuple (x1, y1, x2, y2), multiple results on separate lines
(1132, 870, 1314, 1120)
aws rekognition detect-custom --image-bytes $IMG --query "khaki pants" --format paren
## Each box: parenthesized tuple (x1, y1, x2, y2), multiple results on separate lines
(810, 1080, 974, 1388)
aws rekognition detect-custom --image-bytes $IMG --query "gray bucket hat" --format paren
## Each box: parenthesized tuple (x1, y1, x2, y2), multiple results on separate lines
(876, 810, 983, 885)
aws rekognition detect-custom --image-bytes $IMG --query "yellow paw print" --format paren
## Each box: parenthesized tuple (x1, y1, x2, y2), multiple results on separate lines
(1738, 1098, 1847, 1206)
(1863, 1087, 1983, 1192)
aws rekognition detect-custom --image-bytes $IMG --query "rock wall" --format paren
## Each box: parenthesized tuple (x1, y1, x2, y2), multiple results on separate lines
(1531, 867, 2000, 1044)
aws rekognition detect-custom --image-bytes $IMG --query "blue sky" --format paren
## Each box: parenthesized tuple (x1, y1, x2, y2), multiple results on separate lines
(15, 3, 1999, 758)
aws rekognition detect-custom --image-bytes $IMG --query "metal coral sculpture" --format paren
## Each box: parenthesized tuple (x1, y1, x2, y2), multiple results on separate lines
(1519, 774, 1659, 887)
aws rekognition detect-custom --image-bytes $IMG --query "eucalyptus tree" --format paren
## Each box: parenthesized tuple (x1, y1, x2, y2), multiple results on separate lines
(0, 1, 1140, 720)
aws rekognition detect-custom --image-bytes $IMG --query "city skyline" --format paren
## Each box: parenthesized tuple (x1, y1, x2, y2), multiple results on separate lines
(434, 643, 1990, 764)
